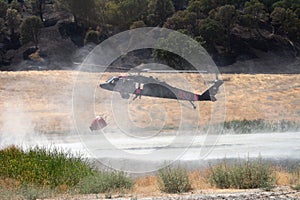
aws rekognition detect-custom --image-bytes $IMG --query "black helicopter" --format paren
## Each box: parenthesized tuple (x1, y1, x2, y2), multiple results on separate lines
(99, 72, 223, 109)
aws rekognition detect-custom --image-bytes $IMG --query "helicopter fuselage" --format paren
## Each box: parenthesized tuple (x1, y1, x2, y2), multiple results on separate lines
(100, 75, 223, 103)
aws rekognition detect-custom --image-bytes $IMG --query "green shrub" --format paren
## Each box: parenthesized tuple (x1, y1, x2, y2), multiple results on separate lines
(84, 30, 100, 45)
(293, 184, 300, 191)
(291, 167, 300, 190)
(157, 166, 192, 193)
(0, 184, 57, 200)
(0, 145, 93, 188)
(209, 158, 275, 189)
(75, 171, 133, 194)
(222, 119, 300, 134)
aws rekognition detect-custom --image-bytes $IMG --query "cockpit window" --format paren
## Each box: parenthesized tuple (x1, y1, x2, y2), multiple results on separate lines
(106, 77, 119, 84)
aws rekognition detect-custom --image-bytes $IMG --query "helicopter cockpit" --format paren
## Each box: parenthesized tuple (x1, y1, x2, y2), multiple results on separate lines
(106, 77, 119, 85)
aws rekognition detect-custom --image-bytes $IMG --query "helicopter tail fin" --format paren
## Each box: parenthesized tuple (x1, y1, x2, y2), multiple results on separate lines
(198, 79, 223, 101)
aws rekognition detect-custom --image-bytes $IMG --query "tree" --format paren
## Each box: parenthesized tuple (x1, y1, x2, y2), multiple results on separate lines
(295, 8, 300, 18)
(147, 0, 175, 26)
(272, 0, 300, 12)
(164, 10, 197, 35)
(153, 31, 203, 69)
(209, 4, 237, 52)
(186, 0, 241, 16)
(130, 20, 146, 29)
(119, 0, 148, 25)
(84, 30, 99, 45)
(55, 0, 97, 26)
(190, 0, 217, 15)
(270, 6, 286, 29)
(209, 5, 237, 30)
(271, 7, 300, 41)
(0, 17, 5, 36)
(6, 8, 21, 36)
(244, 0, 268, 22)
(30, 0, 46, 21)
(20, 16, 43, 47)
(104, 0, 148, 31)
(195, 18, 225, 50)
(260, 0, 280, 12)
(172, 0, 189, 11)
(9, 0, 22, 14)
(186, 0, 206, 18)
(0, 1, 8, 18)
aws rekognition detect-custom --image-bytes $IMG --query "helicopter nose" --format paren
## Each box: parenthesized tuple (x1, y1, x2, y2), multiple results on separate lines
(99, 83, 106, 89)
(100, 83, 112, 90)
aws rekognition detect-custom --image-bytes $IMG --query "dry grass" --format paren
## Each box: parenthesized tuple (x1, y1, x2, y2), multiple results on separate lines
(0, 178, 21, 191)
(133, 175, 160, 196)
(132, 167, 300, 197)
(0, 71, 299, 135)
(275, 170, 293, 186)
(189, 170, 211, 190)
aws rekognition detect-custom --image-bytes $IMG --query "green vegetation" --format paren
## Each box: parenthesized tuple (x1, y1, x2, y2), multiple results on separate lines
(6, 8, 21, 36)
(75, 171, 133, 194)
(0, 185, 56, 200)
(0, 145, 133, 199)
(222, 119, 300, 134)
(0, 145, 93, 188)
(30, 0, 46, 22)
(1, 145, 299, 198)
(0, 0, 300, 68)
(293, 184, 300, 191)
(203, 119, 300, 134)
(20, 16, 43, 47)
(209, 157, 275, 189)
(157, 165, 192, 193)
(291, 167, 300, 191)
(84, 30, 100, 45)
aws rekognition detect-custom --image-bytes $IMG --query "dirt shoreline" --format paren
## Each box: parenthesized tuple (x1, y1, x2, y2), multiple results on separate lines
(44, 186, 299, 200)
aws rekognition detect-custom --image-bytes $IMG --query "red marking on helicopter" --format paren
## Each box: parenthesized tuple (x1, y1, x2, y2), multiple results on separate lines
(178, 90, 192, 100)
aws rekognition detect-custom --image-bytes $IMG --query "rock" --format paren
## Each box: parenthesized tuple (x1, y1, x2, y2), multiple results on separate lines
(22, 47, 38, 60)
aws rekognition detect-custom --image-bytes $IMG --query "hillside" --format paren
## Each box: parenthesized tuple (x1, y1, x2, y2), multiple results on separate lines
(0, 0, 299, 71)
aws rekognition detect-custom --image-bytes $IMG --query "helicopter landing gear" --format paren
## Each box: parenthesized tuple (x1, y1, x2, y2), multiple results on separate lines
(189, 101, 196, 109)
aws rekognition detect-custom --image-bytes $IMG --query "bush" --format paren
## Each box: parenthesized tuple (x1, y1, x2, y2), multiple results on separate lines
(0, 145, 93, 188)
(223, 119, 300, 134)
(157, 166, 192, 193)
(293, 184, 300, 191)
(209, 158, 275, 189)
(20, 16, 43, 47)
(75, 170, 133, 194)
(84, 30, 99, 45)
(291, 167, 300, 190)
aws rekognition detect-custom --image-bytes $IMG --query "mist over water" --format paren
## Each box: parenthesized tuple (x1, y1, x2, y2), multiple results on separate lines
(0, 99, 37, 147)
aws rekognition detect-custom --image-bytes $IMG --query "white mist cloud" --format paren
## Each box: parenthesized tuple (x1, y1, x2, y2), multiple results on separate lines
(0, 98, 45, 148)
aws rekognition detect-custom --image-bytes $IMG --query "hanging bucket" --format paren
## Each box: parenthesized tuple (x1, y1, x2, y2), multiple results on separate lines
(89, 116, 107, 131)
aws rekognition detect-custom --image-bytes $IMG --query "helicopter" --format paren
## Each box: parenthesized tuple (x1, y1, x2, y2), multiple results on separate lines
(99, 71, 224, 109)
